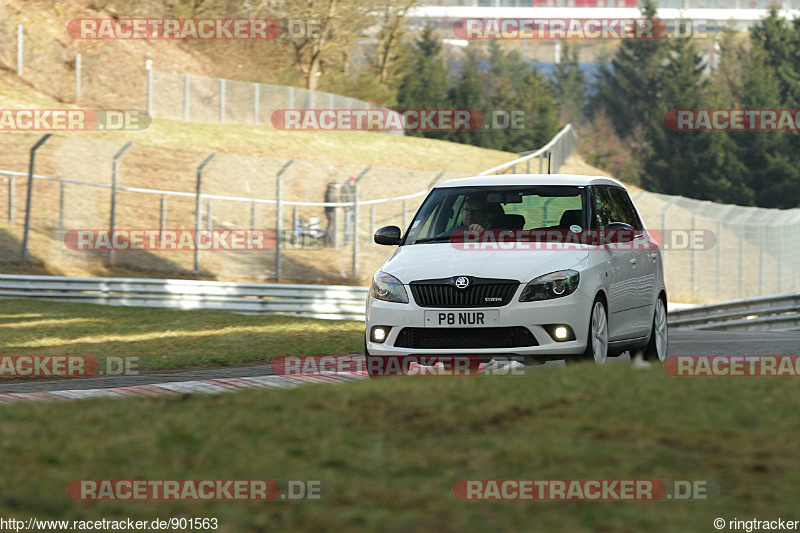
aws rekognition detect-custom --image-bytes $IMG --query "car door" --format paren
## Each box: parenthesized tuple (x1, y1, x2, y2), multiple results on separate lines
(608, 187, 656, 336)
(592, 185, 633, 341)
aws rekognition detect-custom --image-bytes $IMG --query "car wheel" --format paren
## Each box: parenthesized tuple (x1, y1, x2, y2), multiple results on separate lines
(584, 300, 608, 364)
(644, 298, 668, 362)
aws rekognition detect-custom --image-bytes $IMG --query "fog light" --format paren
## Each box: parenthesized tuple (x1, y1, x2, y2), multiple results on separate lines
(371, 326, 390, 343)
(543, 324, 575, 342)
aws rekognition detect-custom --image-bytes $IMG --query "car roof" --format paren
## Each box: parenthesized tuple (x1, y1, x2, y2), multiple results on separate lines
(435, 174, 627, 189)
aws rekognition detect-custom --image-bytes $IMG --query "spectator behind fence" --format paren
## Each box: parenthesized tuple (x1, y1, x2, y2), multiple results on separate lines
(324, 181, 340, 247)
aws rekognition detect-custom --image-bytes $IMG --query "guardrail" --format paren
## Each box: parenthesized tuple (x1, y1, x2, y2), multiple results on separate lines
(0, 274, 368, 321)
(667, 292, 800, 331)
(478, 124, 579, 176)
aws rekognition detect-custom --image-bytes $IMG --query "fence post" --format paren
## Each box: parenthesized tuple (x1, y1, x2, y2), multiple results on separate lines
(275, 160, 294, 281)
(660, 197, 679, 284)
(288, 86, 294, 109)
(716, 219, 722, 300)
(8, 176, 14, 223)
(146, 66, 153, 116)
(690, 213, 696, 294)
(219, 78, 226, 122)
(183, 74, 190, 121)
(160, 196, 166, 232)
(16, 24, 23, 77)
(352, 166, 371, 279)
(21, 134, 52, 261)
(59, 182, 66, 229)
(253, 83, 259, 124)
(75, 53, 81, 102)
(353, 180, 360, 279)
(334, 208, 340, 249)
(291, 205, 297, 246)
(193, 153, 215, 272)
(370, 205, 375, 245)
(108, 141, 133, 265)
(427, 170, 446, 190)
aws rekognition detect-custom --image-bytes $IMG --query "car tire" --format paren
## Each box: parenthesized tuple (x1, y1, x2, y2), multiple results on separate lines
(643, 297, 668, 362)
(583, 299, 608, 364)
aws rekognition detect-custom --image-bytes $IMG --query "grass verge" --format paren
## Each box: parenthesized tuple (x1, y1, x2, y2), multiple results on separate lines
(0, 299, 363, 373)
(0, 364, 797, 531)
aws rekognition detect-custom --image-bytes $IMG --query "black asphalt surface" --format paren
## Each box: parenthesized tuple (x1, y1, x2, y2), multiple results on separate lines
(2, 328, 799, 394)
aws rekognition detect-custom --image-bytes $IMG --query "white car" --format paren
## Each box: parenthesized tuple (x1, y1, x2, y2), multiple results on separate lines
(364, 174, 668, 372)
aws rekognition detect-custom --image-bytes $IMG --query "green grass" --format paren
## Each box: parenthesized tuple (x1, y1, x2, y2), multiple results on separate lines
(0, 299, 363, 372)
(1, 365, 799, 531)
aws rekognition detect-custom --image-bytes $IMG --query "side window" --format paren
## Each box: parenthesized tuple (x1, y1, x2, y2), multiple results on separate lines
(608, 188, 643, 229)
(593, 186, 620, 230)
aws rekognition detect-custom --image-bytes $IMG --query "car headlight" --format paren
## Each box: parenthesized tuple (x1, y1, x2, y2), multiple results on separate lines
(519, 270, 580, 302)
(370, 272, 409, 304)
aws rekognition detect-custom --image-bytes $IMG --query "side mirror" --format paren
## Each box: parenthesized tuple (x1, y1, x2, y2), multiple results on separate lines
(374, 225, 402, 245)
(603, 222, 635, 243)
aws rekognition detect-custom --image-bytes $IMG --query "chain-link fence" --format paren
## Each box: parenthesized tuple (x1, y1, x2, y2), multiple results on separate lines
(0, 132, 463, 285)
(2, 130, 799, 302)
(0, 15, 384, 128)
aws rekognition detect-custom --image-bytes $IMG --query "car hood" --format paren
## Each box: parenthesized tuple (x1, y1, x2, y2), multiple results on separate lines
(380, 243, 589, 284)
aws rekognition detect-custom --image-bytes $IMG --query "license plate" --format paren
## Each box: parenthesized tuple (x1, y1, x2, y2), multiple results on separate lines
(424, 310, 499, 327)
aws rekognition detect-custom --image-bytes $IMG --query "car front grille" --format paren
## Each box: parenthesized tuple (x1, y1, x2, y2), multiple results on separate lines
(409, 277, 519, 308)
(394, 327, 538, 349)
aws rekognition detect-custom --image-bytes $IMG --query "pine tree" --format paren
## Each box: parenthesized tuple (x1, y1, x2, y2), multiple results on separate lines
(395, 26, 450, 139)
(593, 0, 666, 140)
(552, 42, 586, 125)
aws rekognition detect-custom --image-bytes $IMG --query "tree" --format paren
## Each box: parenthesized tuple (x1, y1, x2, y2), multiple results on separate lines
(593, 0, 666, 140)
(552, 42, 586, 126)
(395, 26, 451, 139)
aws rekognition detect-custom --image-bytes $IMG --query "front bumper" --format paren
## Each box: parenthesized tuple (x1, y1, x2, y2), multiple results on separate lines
(365, 287, 592, 360)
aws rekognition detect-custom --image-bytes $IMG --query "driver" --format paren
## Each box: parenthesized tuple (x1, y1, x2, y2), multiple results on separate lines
(461, 196, 505, 231)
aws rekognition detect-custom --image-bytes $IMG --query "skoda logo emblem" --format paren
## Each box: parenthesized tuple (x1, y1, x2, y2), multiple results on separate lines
(454, 276, 470, 290)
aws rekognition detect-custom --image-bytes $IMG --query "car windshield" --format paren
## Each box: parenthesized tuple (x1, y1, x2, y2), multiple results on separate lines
(404, 185, 587, 245)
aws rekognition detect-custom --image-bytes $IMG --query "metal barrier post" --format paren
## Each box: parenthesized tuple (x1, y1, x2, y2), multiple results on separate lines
(194, 153, 215, 272)
(8, 176, 14, 223)
(370, 206, 375, 245)
(160, 196, 166, 232)
(253, 83, 260, 124)
(219, 78, 226, 122)
(21, 134, 52, 261)
(75, 53, 81, 102)
(16, 24, 23, 76)
(59, 182, 65, 229)
(353, 166, 371, 279)
(183, 74, 190, 120)
(275, 160, 294, 281)
(108, 141, 133, 265)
